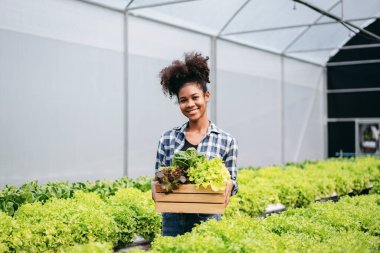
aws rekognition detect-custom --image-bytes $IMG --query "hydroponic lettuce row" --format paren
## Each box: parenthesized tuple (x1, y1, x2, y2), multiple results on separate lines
(149, 194, 380, 253)
(61, 242, 113, 253)
(0, 188, 161, 253)
(0, 176, 151, 216)
(155, 148, 231, 192)
(224, 156, 380, 217)
(0, 156, 379, 252)
(2, 157, 379, 217)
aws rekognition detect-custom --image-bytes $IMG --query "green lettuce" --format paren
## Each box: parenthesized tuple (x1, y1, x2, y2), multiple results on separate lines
(187, 157, 231, 191)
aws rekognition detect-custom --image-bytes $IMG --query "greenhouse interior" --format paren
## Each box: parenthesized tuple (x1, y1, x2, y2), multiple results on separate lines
(1, 0, 380, 252)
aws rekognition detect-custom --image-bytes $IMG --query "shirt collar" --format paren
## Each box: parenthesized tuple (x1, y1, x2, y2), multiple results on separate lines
(174, 121, 221, 135)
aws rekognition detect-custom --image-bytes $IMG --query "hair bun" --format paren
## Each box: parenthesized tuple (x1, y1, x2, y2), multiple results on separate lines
(159, 52, 210, 98)
(185, 52, 210, 84)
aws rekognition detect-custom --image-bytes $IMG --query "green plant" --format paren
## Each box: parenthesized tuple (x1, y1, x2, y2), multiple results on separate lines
(172, 148, 206, 169)
(10, 192, 118, 252)
(154, 166, 188, 193)
(225, 156, 380, 217)
(156, 148, 231, 192)
(131, 176, 153, 192)
(107, 188, 161, 245)
(61, 242, 113, 253)
(187, 157, 231, 191)
(150, 195, 380, 253)
(0, 211, 14, 253)
(0, 176, 154, 216)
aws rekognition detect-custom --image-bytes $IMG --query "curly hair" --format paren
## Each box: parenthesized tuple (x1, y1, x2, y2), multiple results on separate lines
(159, 52, 210, 98)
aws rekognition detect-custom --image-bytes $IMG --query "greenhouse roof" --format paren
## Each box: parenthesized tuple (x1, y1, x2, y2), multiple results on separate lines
(81, 0, 380, 65)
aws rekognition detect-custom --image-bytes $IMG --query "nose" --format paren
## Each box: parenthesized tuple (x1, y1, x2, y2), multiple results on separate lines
(187, 99, 195, 107)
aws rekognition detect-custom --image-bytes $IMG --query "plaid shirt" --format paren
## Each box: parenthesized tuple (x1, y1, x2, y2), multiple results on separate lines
(155, 121, 238, 195)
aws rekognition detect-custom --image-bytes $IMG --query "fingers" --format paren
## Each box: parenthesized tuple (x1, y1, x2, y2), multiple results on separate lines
(225, 180, 232, 206)
(152, 181, 156, 201)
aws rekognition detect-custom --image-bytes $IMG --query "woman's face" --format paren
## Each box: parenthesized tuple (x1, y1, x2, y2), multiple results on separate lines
(178, 82, 210, 122)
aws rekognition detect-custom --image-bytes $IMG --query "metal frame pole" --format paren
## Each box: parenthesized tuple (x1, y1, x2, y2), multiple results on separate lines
(217, 0, 250, 37)
(123, 11, 129, 177)
(127, 0, 200, 10)
(328, 117, 380, 122)
(323, 66, 328, 159)
(210, 36, 217, 124)
(327, 59, 380, 66)
(222, 17, 378, 36)
(76, 0, 124, 12)
(327, 87, 380, 93)
(280, 56, 285, 163)
(288, 43, 380, 53)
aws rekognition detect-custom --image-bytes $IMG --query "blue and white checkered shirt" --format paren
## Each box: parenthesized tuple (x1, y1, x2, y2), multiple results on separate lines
(155, 121, 238, 195)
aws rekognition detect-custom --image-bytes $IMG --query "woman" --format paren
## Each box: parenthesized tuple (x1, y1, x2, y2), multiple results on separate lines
(154, 52, 238, 237)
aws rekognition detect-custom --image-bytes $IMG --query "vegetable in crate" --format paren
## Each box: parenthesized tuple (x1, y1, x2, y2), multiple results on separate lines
(155, 166, 188, 193)
(172, 147, 206, 169)
(155, 148, 231, 192)
(187, 156, 231, 191)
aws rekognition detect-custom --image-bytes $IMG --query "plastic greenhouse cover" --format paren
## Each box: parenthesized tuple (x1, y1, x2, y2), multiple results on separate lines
(82, 0, 380, 64)
(131, 0, 248, 35)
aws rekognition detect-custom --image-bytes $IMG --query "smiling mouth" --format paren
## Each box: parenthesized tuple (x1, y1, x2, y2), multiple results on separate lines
(187, 108, 198, 113)
(187, 109, 199, 116)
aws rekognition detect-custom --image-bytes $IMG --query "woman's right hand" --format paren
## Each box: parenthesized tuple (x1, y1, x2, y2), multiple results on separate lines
(151, 181, 156, 202)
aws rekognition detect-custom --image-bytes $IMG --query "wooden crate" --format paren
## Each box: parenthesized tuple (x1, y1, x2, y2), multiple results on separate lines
(153, 181, 232, 214)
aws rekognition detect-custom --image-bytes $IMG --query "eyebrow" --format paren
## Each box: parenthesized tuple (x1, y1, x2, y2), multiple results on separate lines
(179, 93, 200, 100)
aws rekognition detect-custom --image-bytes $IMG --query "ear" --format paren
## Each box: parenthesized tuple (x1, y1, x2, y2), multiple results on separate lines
(204, 91, 211, 102)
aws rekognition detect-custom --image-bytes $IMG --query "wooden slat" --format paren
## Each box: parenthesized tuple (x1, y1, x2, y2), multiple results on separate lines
(155, 202, 226, 214)
(155, 193, 225, 203)
(154, 182, 225, 194)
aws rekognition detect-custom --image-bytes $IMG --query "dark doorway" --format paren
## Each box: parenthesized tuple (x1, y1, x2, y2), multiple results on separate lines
(327, 19, 380, 157)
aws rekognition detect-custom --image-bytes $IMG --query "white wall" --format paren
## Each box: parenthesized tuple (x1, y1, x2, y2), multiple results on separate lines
(217, 41, 324, 167)
(217, 40, 282, 167)
(0, 0, 124, 187)
(283, 57, 324, 162)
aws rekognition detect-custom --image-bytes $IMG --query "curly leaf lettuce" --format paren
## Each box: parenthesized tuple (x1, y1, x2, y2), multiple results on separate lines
(187, 157, 231, 191)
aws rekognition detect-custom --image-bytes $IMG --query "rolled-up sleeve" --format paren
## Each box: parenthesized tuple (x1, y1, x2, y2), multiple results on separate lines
(224, 137, 238, 195)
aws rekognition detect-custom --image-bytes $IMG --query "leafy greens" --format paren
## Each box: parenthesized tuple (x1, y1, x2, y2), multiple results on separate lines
(155, 148, 230, 192)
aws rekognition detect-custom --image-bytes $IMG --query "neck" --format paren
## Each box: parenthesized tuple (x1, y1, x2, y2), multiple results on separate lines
(187, 115, 209, 133)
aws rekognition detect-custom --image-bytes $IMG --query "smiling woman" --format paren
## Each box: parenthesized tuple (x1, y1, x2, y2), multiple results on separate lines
(154, 52, 239, 237)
